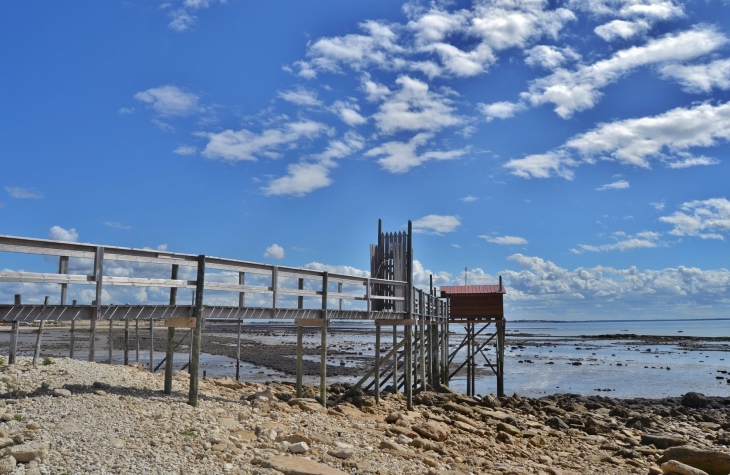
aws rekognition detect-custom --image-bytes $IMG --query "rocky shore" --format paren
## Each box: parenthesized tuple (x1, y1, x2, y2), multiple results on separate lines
(0, 358, 726, 474)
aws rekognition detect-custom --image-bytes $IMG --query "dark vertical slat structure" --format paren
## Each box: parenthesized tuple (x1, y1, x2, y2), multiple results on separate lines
(320, 272, 329, 407)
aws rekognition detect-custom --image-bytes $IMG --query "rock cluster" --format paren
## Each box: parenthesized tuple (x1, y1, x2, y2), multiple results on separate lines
(0, 357, 728, 474)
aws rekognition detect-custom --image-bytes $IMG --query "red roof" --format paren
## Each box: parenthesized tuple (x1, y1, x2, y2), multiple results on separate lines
(440, 285, 506, 295)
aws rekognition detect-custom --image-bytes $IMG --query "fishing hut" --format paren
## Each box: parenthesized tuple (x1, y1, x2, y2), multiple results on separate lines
(440, 279, 506, 397)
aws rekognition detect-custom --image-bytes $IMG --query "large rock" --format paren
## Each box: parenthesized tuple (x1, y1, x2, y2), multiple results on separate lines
(262, 455, 348, 475)
(52, 388, 72, 398)
(681, 392, 708, 409)
(8, 442, 49, 462)
(0, 455, 14, 475)
(661, 460, 709, 475)
(642, 434, 688, 449)
(658, 447, 730, 475)
(443, 402, 473, 415)
(412, 421, 451, 442)
(545, 417, 570, 432)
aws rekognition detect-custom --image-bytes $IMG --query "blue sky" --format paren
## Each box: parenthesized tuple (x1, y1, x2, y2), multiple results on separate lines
(1, 0, 730, 319)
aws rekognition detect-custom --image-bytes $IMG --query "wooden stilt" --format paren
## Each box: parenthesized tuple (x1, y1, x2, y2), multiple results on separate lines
(32, 296, 49, 365)
(9, 295, 20, 364)
(235, 318, 241, 381)
(188, 255, 206, 407)
(124, 319, 129, 365)
(107, 319, 114, 364)
(296, 325, 303, 398)
(149, 318, 154, 372)
(70, 303, 76, 359)
(375, 325, 381, 404)
(419, 291, 426, 390)
(405, 324, 412, 410)
(392, 325, 398, 393)
(135, 319, 140, 363)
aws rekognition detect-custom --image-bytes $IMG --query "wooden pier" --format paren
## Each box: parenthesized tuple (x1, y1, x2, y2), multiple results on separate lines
(0, 223, 506, 406)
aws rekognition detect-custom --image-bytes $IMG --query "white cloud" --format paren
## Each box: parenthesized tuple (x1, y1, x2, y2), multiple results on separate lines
(461, 195, 477, 202)
(412, 215, 460, 234)
(524, 45, 579, 69)
(480, 235, 528, 245)
(117, 107, 135, 115)
(263, 132, 364, 196)
(48, 226, 78, 242)
(302, 262, 369, 278)
(331, 101, 367, 126)
(5, 187, 43, 199)
(659, 197, 730, 240)
(300, 20, 403, 74)
(278, 88, 322, 106)
(505, 100, 730, 179)
(478, 101, 527, 121)
(650, 201, 665, 211)
(264, 244, 285, 260)
(104, 221, 132, 230)
(173, 145, 197, 155)
(365, 132, 468, 174)
(498, 253, 730, 318)
(521, 27, 726, 118)
(595, 19, 650, 41)
(296, 1, 575, 80)
(568, 0, 684, 22)
(168, 9, 196, 32)
(200, 120, 332, 162)
(504, 150, 577, 180)
(596, 180, 630, 190)
(660, 58, 730, 93)
(134, 85, 201, 117)
(373, 76, 462, 134)
(574, 230, 661, 253)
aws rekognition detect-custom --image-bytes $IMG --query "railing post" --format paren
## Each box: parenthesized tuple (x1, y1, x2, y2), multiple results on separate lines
(271, 266, 278, 319)
(188, 255, 206, 407)
(320, 272, 328, 407)
(296, 278, 304, 398)
(164, 264, 178, 394)
(32, 296, 48, 365)
(406, 220, 413, 410)
(90, 246, 104, 362)
(419, 289, 426, 390)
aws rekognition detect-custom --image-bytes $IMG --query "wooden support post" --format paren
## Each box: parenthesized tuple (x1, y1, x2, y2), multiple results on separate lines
(319, 272, 328, 407)
(296, 325, 303, 398)
(149, 319, 154, 372)
(135, 319, 140, 363)
(406, 220, 413, 410)
(108, 319, 114, 364)
(405, 323, 412, 410)
(59, 256, 69, 305)
(90, 246, 104, 363)
(497, 319, 505, 397)
(419, 290, 426, 390)
(188, 255, 206, 407)
(124, 319, 129, 365)
(375, 324, 381, 404)
(32, 297, 49, 365)
(164, 264, 178, 394)
(295, 277, 304, 398)
(271, 266, 278, 319)
(70, 301, 76, 359)
(235, 319, 242, 381)
(239, 272, 246, 308)
(9, 295, 20, 364)
(338, 282, 342, 311)
(392, 325, 398, 393)
(466, 324, 472, 397)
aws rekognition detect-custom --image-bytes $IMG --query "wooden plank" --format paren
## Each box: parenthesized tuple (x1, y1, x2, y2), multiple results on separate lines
(163, 317, 196, 328)
(320, 272, 328, 408)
